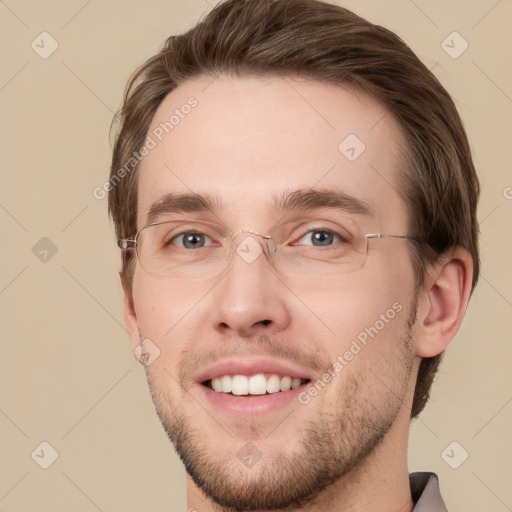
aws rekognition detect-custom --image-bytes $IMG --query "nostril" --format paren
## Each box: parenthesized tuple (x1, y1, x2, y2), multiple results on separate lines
(261, 319, 271, 325)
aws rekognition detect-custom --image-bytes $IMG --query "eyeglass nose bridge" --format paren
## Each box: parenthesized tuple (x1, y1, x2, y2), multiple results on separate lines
(224, 229, 277, 265)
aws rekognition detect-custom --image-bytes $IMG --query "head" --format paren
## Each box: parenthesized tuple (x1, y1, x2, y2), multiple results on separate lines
(108, 0, 479, 509)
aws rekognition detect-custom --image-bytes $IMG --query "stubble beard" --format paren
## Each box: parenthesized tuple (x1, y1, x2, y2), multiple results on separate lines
(144, 299, 418, 511)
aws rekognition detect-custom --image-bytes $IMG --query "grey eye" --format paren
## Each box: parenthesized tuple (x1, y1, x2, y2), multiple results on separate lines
(297, 230, 340, 247)
(174, 232, 213, 249)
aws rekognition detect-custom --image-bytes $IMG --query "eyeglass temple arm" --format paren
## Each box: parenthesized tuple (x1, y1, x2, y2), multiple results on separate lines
(365, 234, 415, 240)
(118, 238, 136, 249)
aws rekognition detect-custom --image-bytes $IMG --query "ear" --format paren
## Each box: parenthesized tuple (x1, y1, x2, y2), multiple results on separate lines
(120, 272, 142, 350)
(414, 248, 474, 357)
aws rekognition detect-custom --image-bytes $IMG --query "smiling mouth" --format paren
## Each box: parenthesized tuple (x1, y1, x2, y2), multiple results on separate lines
(203, 373, 310, 396)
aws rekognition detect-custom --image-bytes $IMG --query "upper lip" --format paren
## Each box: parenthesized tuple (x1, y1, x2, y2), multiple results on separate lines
(195, 358, 313, 384)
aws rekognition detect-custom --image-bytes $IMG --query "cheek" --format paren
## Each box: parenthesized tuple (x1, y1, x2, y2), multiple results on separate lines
(132, 274, 209, 369)
(133, 271, 203, 327)
(308, 283, 413, 408)
(289, 247, 415, 375)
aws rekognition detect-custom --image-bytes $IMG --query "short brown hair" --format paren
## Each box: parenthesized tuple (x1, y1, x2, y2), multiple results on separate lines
(108, 0, 479, 420)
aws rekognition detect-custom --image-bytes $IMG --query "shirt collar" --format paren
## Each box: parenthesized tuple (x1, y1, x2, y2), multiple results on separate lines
(410, 472, 448, 511)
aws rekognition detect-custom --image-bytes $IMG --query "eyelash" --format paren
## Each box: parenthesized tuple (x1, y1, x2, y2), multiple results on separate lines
(293, 229, 344, 247)
(170, 232, 216, 248)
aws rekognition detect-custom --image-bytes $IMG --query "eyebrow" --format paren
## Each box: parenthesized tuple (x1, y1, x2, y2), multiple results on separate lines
(271, 187, 373, 217)
(145, 187, 373, 226)
(146, 192, 221, 225)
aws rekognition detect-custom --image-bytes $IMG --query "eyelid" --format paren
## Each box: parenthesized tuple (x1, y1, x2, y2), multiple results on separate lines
(274, 218, 356, 243)
(171, 232, 216, 249)
(291, 229, 346, 249)
(159, 223, 223, 248)
(157, 220, 225, 234)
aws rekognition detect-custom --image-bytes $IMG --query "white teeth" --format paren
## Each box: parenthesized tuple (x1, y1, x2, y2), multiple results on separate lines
(280, 376, 291, 392)
(266, 374, 281, 394)
(232, 375, 249, 395)
(249, 374, 267, 395)
(291, 378, 301, 389)
(210, 373, 306, 395)
(221, 375, 232, 393)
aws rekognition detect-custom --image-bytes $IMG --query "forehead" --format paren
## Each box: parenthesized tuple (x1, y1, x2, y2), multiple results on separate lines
(136, 74, 408, 230)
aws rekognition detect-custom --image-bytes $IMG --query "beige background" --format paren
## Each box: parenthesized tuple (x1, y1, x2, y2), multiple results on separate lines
(1, 0, 511, 511)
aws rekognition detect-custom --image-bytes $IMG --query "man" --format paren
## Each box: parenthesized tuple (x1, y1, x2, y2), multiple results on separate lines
(108, 1, 479, 510)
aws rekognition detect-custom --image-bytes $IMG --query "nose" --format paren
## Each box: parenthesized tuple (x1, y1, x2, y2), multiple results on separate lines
(210, 233, 291, 338)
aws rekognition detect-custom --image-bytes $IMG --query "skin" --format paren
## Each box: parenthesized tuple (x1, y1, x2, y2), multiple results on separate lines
(122, 75, 473, 512)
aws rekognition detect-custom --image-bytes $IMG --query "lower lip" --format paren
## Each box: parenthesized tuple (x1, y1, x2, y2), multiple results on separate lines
(197, 383, 308, 417)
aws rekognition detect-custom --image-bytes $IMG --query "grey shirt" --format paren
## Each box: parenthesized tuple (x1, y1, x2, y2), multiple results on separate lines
(410, 472, 448, 511)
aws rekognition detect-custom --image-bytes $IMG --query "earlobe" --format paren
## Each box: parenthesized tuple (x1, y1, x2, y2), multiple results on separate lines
(120, 273, 141, 349)
(415, 249, 474, 358)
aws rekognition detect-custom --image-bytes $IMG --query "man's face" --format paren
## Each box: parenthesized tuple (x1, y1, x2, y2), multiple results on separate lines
(128, 75, 420, 510)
